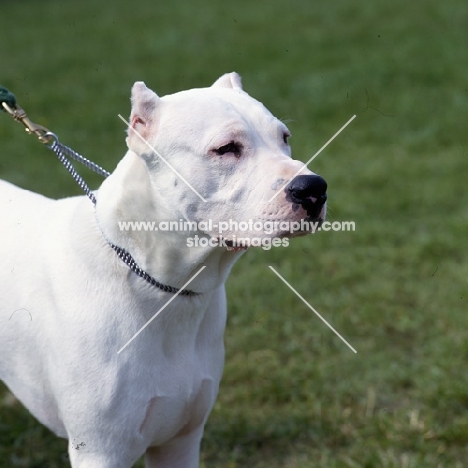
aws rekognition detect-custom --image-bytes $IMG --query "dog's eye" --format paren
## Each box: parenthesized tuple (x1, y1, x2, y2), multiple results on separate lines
(214, 141, 242, 157)
(283, 132, 291, 145)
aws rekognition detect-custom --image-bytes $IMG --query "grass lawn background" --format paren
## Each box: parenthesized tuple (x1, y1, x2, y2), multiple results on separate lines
(0, 0, 467, 466)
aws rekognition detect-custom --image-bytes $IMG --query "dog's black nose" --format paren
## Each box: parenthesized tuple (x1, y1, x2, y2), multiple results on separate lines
(286, 174, 327, 217)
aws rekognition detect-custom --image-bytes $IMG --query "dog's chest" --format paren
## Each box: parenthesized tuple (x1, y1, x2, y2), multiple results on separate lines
(139, 378, 216, 444)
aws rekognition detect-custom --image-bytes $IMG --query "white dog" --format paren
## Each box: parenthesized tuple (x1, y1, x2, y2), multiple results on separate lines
(0, 73, 327, 467)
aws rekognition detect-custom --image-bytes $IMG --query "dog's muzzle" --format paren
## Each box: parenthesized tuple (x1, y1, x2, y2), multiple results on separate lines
(286, 174, 327, 220)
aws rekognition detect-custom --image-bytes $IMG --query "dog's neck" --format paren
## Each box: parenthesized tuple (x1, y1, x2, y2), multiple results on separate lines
(94, 151, 243, 294)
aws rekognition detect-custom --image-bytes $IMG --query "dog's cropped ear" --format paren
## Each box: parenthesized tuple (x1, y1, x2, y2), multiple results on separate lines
(211, 72, 243, 90)
(127, 82, 160, 144)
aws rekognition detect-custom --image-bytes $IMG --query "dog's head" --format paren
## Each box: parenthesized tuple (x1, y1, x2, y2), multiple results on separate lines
(125, 73, 326, 250)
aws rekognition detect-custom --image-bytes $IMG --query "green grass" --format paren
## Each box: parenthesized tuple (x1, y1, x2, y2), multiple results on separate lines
(1, 0, 467, 466)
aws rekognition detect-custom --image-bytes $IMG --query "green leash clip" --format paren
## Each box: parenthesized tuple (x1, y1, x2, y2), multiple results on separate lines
(0, 86, 17, 112)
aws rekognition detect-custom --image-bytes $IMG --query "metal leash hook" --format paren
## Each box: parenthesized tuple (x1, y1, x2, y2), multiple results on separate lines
(1, 100, 54, 145)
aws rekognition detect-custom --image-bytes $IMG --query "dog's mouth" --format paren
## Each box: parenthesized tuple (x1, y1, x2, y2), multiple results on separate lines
(220, 238, 250, 252)
(209, 235, 250, 252)
(209, 214, 325, 252)
(211, 216, 325, 251)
